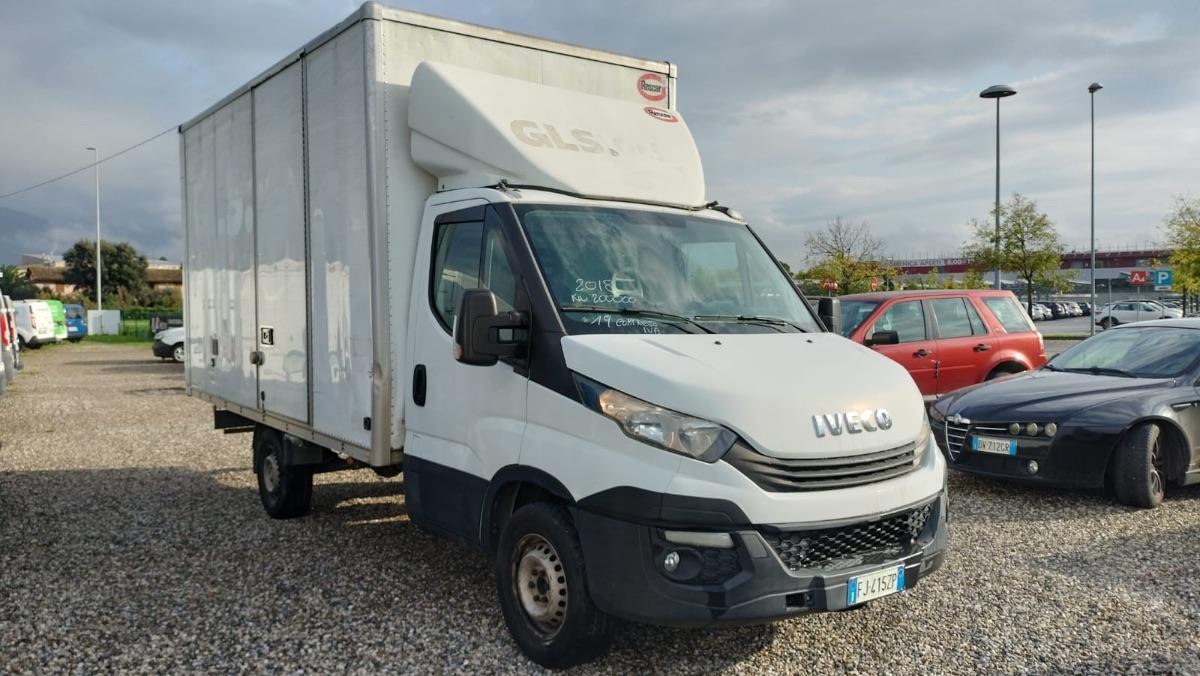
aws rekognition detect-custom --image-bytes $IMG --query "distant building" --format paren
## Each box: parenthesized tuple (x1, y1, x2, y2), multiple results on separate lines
(20, 254, 65, 267)
(887, 247, 1174, 290)
(22, 265, 182, 295)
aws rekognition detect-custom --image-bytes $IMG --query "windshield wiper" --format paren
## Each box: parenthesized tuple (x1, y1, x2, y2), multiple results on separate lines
(691, 314, 808, 332)
(1062, 366, 1136, 378)
(1042, 363, 1063, 372)
(559, 306, 715, 334)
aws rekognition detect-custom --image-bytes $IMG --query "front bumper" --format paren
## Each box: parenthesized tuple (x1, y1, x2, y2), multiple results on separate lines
(152, 340, 175, 359)
(932, 420, 1110, 489)
(574, 492, 947, 626)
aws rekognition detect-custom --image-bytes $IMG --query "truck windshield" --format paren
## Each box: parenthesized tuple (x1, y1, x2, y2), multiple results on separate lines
(517, 205, 822, 335)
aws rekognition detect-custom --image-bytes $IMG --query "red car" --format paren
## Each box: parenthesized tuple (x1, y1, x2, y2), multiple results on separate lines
(838, 289, 1046, 399)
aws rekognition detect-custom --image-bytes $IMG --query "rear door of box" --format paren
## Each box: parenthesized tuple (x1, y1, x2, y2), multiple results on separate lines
(183, 94, 258, 409)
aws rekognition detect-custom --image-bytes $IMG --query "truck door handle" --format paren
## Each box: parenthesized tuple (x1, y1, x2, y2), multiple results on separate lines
(413, 364, 427, 407)
(974, 344, 992, 352)
(914, 348, 930, 358)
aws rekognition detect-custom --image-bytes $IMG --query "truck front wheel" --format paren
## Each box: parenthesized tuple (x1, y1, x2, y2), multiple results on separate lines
(496, 503, 614, 668)
(253, 429, 313, 519)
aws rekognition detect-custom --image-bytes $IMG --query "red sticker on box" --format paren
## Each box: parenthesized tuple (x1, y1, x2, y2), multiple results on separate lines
(643, 106, 678, 123)
(637, 73, 668, 101)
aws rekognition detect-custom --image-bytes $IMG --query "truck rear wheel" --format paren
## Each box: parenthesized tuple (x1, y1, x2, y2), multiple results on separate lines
(496, 503, 614, 667)
(253, 429, 313, 519)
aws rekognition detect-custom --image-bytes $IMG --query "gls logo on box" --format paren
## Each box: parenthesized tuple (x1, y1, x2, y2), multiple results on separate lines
(510, 120, 620, 157)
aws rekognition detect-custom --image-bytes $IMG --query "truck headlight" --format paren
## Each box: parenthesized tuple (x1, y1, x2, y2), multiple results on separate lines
(574, 375, 736, 462)
(914, 416, 932, 466)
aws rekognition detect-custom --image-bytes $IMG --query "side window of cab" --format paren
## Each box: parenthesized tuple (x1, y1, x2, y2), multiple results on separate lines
(430, 208, 519, 333)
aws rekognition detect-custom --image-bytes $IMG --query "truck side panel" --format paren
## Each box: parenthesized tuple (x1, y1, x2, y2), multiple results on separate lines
(253, 62, 309, 423)
(306, 24, 374, 449)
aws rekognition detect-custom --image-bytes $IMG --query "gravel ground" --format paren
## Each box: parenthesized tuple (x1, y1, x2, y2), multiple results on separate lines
(2, 343, 1199, 674)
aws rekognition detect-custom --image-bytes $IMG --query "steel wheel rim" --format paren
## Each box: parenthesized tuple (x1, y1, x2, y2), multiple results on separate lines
(512, 533, 567, 639)
(262, 452, 281, 495)
(1150, 437, 1164, 497)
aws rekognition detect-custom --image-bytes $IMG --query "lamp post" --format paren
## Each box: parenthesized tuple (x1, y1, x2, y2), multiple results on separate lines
(980, 84, 1017, 291)
(1088, 82, 1103, 334)
(85, 146, 101, 311)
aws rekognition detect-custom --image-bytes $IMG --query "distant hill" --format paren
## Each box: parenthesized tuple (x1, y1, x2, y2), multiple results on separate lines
(0, 205, 63, 264)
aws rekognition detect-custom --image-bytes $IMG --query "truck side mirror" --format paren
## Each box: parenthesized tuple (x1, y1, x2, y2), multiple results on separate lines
(817, 297, 841, 334)
(865, 330, 899, 347)
(454, 289, 528, 366)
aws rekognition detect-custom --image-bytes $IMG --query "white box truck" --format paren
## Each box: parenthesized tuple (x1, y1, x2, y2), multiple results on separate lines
(180, 3, 946, 666)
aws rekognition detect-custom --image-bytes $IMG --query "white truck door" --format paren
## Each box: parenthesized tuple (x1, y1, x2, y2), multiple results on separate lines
(404, 202, 528, 538)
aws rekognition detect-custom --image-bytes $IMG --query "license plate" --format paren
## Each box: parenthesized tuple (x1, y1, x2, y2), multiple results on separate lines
(971, 434, 1017, 455)
(847, 565, 905, 606)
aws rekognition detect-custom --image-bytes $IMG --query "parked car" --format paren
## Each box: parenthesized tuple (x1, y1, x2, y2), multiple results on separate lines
(45, 299, 68, 343)
(839, 289, 1047, 398)
(0, 309, 10, 393)
(1, 295, 21, 374)
(1029, 304, 1050, 321)
(1078, 302, 1092, 316)
(1044, 302, 1066, 319)
(931, 319, 1200, 508)
(1064, 302, 1083, 317)
(11, 299, 56, 348)
(1095, 301, 1181, 328)
(64, 303, 87, 342)
(153, 326, 185, 363)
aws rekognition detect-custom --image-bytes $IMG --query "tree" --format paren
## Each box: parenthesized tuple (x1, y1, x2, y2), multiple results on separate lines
(1164, 196, 1200, 312)
(63, 240, 149, 306)
(0, 264, 39, 300)
(960, 270, 987, 290)
(802, 218, 896, 294)
(963, 194, 1064, 314)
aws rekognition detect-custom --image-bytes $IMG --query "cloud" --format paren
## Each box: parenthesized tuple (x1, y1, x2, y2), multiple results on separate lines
(2, 0, 1198, 269)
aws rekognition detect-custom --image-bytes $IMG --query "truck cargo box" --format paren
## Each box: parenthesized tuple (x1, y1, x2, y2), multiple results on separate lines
(179, 2, 677, 466)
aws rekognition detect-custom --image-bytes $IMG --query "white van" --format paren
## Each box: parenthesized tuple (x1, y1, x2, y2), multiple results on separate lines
(180, 4, 946, 666)
(11, 300, 55, 349)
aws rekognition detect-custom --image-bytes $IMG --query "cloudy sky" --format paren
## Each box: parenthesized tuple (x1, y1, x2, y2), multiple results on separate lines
(2, 1, 1198, 268)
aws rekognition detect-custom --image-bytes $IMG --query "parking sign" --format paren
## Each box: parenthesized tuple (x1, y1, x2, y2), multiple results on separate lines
(1154, 269, 1173, 291)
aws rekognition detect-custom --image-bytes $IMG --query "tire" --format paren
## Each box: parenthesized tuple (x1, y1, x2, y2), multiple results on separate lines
(1099, 317, 1116, 329)
(495, 503, 614, 668)
(172, 343, 185, 363)
(1111, 423, 1166, 508)
(253, 428, 313, 519)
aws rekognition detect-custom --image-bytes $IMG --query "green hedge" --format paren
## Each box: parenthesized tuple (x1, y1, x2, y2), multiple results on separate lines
(116, 307, 183, 321)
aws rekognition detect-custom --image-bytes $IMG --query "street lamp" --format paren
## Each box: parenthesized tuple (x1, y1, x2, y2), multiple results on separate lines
(980, 84, 1017, 291)
(85, 146, 101, 311)
(1088, 82, 1103, 334)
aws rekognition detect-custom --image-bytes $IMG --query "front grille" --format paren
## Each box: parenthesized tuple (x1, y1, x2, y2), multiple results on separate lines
(762, 501, 934, 573)
(696, 548, 742, 585)
(725, 441, 917, 492)
(944, 421, 969, 456)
